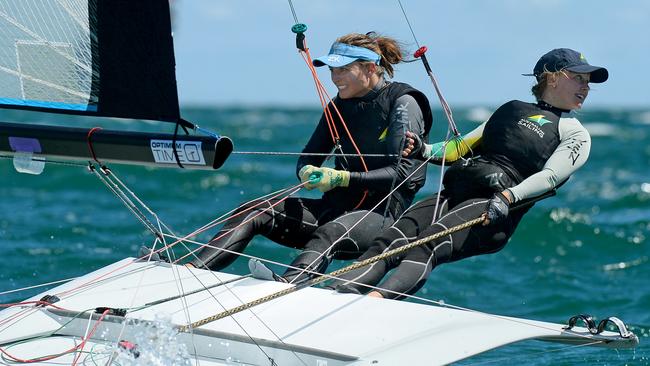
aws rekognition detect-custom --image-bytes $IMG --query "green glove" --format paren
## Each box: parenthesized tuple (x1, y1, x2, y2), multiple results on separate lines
(298, 164, 317, 183)
(305, 167, 350, 192)
(423, 141, 440, 159)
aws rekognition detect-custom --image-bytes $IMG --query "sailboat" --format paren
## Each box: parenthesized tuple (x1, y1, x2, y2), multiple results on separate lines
(0, 1, 639, 365)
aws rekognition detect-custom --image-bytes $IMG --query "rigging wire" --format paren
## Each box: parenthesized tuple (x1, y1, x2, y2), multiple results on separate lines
(174, 183, 307, 264)
(173, 228, 622, 352)
(88, 164, 163, 240)
(232, 150, 399, 157)
(51, 161, 310, 365)
(397, 0, 420, 47)
(0, 3, 632, 364)
(288, 154, 430, 284)
(287, 0, 299, 24)
(0, 277, 77, 296)
(174, 266, 299, 366)
(290, 17, 370, 209)
(3, 162, 618, 362)
(172, 236, 621, 364)
(397, 1, 459, 136)
(0, 308, 109, 364)
(394, 0, 477, 223)
(0, 154, 87, 167)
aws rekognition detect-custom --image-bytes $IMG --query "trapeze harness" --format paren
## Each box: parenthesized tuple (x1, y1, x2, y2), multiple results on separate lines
(190, 81, 433, 272)
(330, 100, 592, 299)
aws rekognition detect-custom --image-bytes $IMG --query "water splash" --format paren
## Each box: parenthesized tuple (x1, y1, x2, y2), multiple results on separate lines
(109, 314, 192, 366)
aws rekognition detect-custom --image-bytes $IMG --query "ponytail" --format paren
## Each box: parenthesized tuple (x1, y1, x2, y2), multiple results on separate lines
(335, 32, 406, 78)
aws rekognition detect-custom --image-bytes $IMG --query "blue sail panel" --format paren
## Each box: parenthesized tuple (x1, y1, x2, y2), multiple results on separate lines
(0, 98, 97, 112)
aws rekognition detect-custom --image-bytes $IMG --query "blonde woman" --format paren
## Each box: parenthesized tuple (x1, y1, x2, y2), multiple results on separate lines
(331, 48, 608, 299)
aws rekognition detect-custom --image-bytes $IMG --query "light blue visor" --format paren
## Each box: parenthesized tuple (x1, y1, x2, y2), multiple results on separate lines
(312, 43, 381, 68)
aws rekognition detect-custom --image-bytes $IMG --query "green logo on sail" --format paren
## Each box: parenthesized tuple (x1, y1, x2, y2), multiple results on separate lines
(526, 114, 552, 126)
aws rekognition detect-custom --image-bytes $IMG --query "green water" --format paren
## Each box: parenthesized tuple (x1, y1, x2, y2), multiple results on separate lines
(1, 106, 648, 364)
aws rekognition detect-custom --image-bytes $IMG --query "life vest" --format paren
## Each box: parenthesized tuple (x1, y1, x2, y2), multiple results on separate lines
(443, 100, 563, 205)
(481, 100, 563, 182)
(323, 81, 433, 217)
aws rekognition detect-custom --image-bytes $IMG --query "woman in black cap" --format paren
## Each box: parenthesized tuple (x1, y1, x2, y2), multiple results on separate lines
(188, 33, 432, 279)
(329, 48, 608, 299)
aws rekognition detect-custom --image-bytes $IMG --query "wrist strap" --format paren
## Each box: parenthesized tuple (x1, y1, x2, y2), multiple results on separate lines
(495, 191, 510, 206)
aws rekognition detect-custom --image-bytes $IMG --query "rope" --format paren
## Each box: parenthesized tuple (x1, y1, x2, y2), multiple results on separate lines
(286, 0, 299, 24)
(232, 151, 399, 157)
(292, 26, 370, 209)
(86, 127, 102, 163)
(397, 0, 420, 47)
(174, 182, 306, 264)
(0, 277, 77, 296)
(0, 309, 109, 364)
(396, 0, 459, 136)
(287, 155, 429, 284)
(179, 216, 484, 331)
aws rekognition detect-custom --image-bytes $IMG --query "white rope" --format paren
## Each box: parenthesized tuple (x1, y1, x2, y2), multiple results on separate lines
(89, 165, 307, 365)
(0, 277, 77, 296)
(232, 150, 399, 157)
(289, 142, 448, 284)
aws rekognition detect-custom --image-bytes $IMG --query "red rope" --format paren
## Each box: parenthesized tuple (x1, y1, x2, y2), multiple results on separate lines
(174, 182, 307, 264)
(0, 300, 67, 311)
(53, 181, 308, 299)
(86, 127, 103, 163)
(298, 40, 369, 208)
(71, 309, 109, 365)
(0, 309, 109, 364)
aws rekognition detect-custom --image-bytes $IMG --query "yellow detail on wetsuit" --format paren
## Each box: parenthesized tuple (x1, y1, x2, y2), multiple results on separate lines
(426, 121, 486, 162)
(430, 134, 481, 162)
(378, 127, 388, 141)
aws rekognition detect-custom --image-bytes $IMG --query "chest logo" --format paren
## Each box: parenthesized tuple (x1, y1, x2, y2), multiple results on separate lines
(526, 114, 552, 126)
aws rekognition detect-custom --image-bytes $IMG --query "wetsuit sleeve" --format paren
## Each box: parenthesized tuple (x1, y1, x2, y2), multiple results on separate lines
(508, 117, 591, 202)
(348, 94, 424, 187)
(426, 121, 485, 164)
(296, 110, 336, 179)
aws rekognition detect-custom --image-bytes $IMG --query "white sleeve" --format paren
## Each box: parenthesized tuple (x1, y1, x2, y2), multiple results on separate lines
(509, 117, 591, 203)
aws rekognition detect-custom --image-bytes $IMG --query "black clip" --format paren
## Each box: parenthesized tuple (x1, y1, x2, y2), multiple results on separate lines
(38, 294, 60, 307)
(291, 23, 308, 52)
(95, 307, 127, 317)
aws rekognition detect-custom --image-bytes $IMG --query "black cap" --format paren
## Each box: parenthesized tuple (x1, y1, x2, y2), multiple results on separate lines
(524, 48, 608, 83)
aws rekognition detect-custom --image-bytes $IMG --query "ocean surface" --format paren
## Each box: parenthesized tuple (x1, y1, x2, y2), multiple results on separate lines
(1, 106, 649, 365)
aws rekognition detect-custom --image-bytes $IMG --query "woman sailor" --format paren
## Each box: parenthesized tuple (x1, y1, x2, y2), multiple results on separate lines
(189, 32, 432, 280)
(329, 48, 608, 299)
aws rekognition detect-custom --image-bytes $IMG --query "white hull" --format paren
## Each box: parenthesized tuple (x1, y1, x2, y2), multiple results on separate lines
(0, 258, 638, 365)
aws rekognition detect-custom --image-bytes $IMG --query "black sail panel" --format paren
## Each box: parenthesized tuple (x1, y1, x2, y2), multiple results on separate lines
(95, 0, 180, 122)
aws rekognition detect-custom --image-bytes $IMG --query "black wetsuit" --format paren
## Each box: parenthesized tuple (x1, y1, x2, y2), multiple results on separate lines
(330, 100, 592, 299)
(190, 80, 433, 273)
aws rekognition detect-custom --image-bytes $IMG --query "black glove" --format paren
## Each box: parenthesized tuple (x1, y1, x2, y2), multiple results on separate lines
(403, 131, 426, 159)
(485, 191, 510, 225)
